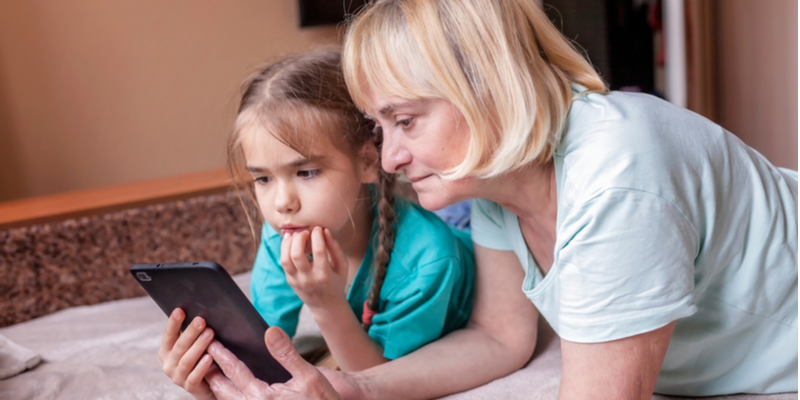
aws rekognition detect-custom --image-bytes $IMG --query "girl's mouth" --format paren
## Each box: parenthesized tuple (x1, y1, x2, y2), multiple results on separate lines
(280, 226, 310, 235)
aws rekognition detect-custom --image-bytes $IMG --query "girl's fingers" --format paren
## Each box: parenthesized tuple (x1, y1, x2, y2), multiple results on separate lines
(184, 353, 214, 390)
(323, 228, 347, 276)
(290, 231, 313, 273)
(159, 308, 184, 361)
(280, 233, 297, 276)
(167, 317, 207, 367)
(175, 327, 215, 380)
(310, 227, 330, 269)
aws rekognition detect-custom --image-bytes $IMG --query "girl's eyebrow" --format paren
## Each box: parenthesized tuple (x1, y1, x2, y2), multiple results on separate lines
(245, 156, 329, 174)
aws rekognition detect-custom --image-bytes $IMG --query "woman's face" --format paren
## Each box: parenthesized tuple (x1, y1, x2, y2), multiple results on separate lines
(366, 95, 478, 210)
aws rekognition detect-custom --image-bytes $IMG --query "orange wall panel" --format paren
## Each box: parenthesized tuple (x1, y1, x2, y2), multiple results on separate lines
(0, 1, 339, 201)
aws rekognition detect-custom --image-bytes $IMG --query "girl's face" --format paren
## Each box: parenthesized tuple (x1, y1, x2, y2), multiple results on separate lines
(367, 96, 477, 211)
(241, 127, 379, 239)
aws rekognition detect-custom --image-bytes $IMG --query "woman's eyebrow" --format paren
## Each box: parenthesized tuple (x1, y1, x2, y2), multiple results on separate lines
(378, 101, 415, 116)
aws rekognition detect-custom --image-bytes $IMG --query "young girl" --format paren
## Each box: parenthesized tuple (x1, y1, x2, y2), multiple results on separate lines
(157, 48, 474, 398)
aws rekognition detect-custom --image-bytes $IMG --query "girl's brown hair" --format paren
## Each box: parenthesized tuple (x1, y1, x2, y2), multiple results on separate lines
(228, 49, 396, 328)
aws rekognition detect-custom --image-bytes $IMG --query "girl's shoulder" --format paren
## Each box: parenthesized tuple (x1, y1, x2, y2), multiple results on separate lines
(387, 196, 474, 274)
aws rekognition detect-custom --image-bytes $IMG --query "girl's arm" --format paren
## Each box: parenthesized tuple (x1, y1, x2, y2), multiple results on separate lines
(282, 227, 389, 371)
(308, 296, 389, 371)
(202, 243, 538, 400)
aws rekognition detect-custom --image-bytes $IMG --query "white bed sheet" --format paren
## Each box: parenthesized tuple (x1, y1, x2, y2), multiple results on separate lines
(0, 273, 795, 400)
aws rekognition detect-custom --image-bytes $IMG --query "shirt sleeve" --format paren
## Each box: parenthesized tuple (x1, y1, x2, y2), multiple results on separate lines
(470, 198, 514, 250)
(250, 224, 303, 338)
(367, 256, 467, 359)
(554, 188, 699, 342)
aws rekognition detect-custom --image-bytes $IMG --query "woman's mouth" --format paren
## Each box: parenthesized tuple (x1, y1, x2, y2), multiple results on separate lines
(409, 174, 432, 184)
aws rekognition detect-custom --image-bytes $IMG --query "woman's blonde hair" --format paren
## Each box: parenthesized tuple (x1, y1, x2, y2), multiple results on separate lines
(343, 0, 607, 179)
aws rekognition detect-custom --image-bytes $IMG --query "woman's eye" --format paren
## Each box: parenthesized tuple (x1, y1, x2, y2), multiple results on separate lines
(253, 176, 272, 185)
(395, 118, 413, 129)
(297, 169, 321, 179)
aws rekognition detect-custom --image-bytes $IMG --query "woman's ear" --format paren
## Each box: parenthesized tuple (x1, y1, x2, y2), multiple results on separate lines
(357, 142, 380, 184)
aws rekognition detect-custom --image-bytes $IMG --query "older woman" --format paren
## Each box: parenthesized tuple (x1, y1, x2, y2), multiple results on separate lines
(203, 0, 798, 399)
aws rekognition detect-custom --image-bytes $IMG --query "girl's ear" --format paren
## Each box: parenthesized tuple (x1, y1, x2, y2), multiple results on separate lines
(357, 142, 380, 184)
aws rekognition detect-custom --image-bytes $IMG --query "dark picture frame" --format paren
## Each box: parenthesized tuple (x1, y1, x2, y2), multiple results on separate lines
(299, 0, 369, 27)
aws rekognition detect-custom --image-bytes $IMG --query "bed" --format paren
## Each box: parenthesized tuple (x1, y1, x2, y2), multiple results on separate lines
(0, 172, 795, 400)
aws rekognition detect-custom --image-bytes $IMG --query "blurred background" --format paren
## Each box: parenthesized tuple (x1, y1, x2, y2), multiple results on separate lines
(0, 0, 796, 203)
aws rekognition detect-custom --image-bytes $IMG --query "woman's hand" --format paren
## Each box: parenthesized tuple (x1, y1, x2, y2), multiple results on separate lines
(158, 308, 217, 400)
(205, 326, 366, 400)
(280, 227, 349, 308)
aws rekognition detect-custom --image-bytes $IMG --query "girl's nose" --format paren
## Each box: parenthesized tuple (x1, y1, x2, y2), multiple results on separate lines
(274, 182, 299, 214)
(381, 132, 413, 173)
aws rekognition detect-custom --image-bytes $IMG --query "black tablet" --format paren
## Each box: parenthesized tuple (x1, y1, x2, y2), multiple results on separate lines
(130, 261, 291, 384)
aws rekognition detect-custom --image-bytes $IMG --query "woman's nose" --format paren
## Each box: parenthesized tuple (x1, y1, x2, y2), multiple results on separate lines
(381, 132, 412, 173)
(274, 183, 299, 214)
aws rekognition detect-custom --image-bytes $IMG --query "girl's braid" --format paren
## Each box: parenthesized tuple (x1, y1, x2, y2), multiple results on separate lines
(362, 166, 397, 330)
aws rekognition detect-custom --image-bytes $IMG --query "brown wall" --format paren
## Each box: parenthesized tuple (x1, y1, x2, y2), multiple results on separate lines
(716, 0, 798, 169)
(0, 1, 339, 202)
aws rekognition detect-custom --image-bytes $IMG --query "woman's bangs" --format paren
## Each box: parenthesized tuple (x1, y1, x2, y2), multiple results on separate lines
(345, 4, 440, 113)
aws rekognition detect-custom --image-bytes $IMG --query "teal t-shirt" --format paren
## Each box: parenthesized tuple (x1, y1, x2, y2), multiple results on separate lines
(251, 196, 474, 360)
(471, 88, 797, 396)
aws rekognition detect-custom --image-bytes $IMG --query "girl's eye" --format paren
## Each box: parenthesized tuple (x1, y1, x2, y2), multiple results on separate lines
(297, 169, 321, 179)
(253, 176, 272, 185)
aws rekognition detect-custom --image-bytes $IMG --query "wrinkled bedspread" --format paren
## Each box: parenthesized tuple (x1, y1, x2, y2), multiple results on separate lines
(0, 273, 795, 400)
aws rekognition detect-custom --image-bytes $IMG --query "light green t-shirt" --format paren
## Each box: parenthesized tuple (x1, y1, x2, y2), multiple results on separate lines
(471, 88, 797, 396)
(251, 196, 474, 360)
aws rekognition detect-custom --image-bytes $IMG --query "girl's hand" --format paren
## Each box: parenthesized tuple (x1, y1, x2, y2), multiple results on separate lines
(158, 308, 217, 400)
(280, 227, 348, 308)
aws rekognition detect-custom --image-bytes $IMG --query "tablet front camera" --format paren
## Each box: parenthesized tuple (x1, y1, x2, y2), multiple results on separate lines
(136, 272, 152, 282)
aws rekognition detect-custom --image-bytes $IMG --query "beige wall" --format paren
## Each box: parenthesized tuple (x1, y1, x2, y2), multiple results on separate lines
(0, 1, 339, 201)
(716, 0, 798, 170)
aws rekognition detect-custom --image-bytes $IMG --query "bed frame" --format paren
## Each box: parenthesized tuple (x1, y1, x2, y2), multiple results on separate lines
(0, 169, 257, 328)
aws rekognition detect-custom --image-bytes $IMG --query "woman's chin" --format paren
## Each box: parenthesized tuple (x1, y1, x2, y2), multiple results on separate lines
(417, 194, 455, 211)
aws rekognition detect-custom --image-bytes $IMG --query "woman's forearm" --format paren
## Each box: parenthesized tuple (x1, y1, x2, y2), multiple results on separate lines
(346, 245, 540, 400)
(353, 322, 536, 400)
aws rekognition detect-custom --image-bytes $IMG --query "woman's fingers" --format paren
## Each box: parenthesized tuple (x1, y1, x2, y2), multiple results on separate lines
(264, 327, 313, 381)
(205, 364, 247, 400)
(207, 340, 267, 394)
(159, 308, 184, 361)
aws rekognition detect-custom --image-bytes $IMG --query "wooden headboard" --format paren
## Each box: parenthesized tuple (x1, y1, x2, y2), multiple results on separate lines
(0, 169, 258, 328)
(0, 169, 233, 230)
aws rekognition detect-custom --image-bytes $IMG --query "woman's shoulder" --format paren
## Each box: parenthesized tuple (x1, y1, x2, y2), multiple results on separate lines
(555, 89, 728, 202)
